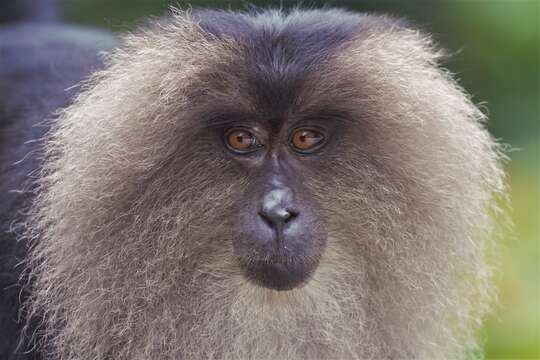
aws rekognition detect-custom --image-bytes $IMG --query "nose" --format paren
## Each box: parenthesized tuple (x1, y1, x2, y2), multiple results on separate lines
(259, 187, 298, 229)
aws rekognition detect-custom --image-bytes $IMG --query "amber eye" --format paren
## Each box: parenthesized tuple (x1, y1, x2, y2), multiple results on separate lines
(290, 128, 325, 153)
(225, 129, 261, 153)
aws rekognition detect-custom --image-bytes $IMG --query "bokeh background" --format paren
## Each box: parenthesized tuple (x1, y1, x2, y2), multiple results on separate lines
(56, 0, 539, 358)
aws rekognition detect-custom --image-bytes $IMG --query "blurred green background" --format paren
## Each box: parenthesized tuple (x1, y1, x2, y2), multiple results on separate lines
(59, 0, 539, 358)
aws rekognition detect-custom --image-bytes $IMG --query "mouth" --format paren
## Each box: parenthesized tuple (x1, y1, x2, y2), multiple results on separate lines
(238, 255, 319, 291)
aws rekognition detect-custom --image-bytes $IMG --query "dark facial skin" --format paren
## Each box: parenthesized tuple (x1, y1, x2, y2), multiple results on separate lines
(218, 117, 335, 291)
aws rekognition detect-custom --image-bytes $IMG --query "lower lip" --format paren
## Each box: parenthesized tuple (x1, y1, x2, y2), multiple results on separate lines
(241, 259, 316, 291)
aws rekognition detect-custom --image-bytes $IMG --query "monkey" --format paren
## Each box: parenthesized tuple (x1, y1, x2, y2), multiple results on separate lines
(0, 5, 507, 360)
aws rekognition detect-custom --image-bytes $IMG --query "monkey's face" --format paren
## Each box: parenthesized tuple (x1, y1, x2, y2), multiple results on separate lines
(218, 122, 333, 291)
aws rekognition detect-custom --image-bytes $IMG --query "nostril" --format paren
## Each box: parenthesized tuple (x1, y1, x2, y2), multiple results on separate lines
(259, 208, 298, 227)
(283, 209, 298, 223)
(258, 210, 273, 228)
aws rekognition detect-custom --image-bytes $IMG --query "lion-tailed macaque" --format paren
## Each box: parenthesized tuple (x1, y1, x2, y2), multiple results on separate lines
(0, 5, 506, 360)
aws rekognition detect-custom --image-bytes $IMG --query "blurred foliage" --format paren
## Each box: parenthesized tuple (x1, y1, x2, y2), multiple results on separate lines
(59, 0, 540, 358)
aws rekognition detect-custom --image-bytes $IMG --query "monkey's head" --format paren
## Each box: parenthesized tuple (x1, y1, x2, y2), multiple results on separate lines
(25, 8, 506, 359)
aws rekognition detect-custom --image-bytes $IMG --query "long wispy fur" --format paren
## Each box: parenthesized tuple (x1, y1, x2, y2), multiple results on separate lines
(21, 8, 506, 359)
